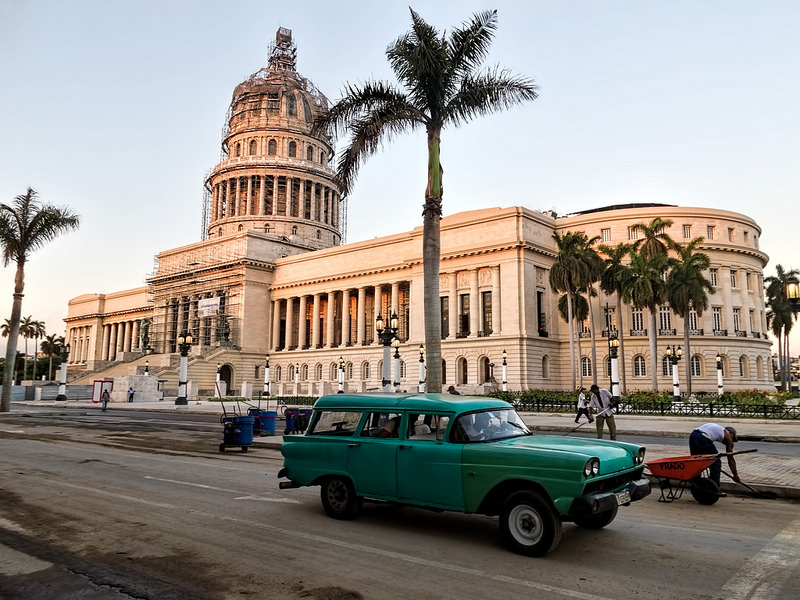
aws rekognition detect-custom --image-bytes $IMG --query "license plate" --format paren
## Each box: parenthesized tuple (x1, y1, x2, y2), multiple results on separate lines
(615, 490, 631, 505)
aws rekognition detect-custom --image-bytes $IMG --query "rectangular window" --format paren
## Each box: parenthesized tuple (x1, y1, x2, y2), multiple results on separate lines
(730, 270, 737, 288)
(691, 356, 701, 377)
(683, 224, 691, 239)
(707, 225, 715, 240)
(659, 306, 672, 331)
(360, 412, 402, 438)
(745, 272, 752, 290)
(601, 228, 611, 242)
(604, 306, 617, 331)
(744, 231, 749, 244)
(712, 307, 722, 331)
(459, 293, 470, 337)
(409, 414, 450, 441)
(440, 296, 449, 338)
(628, 226, 640, 241)
(749, 309, 755, 331)
(688, 308, 698, 331)
(728, 228, 735, 242)
(481, 291, 492, 335)
(309, 411, 362, 436)
(733, 307, 741, 331)
(631, 307, 644, 331)
(710, 268, 718, 287)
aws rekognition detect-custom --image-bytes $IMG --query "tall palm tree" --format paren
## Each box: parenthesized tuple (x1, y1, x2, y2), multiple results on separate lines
(765, 265, 799, 390)
(599, 242, 632, 393)
(666, 238, 713, 395)
(558, 292, 589, 388)
(0, 188, 80, 412)
(41, 333, 64, 380)
(313, 9, 537, 392)
(620, 251, 674, 390)
(631, 217, 676, 260)
(579, 237, 605, 386)
(29, 319, 46, 381)
(18, 315, 35, 381)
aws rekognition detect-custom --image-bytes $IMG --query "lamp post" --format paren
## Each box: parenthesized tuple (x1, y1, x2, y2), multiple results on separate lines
(376, 311, 399, 393)
(392, 337, 401, 393)
(786, 275, 800, 312)
(608, 332, 620, 405)
(502, 349, 508, 392)
(175, 333, 192, 405)
(716, 353, 724, 396)
(418, 344, 425, 393)
(55, 343, 71, 401)
(338, 356, 345, 393)
(263, 354, 270, 398)
(666, 345, 682, 403)
(144, 360, 149, 376)
(294, 364, 299, 386)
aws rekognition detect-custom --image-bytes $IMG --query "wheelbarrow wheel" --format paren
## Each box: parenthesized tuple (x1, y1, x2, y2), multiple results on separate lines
(574, 504, 618, 529)
(690, 477, 720, 505)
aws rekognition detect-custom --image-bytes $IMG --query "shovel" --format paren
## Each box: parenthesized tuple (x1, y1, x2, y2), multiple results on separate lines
(721, 469, 778, 500)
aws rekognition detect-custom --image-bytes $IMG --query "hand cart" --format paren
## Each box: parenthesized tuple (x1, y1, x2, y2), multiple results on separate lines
(218, 400, 254, 453)
(645, 449, 757, 505)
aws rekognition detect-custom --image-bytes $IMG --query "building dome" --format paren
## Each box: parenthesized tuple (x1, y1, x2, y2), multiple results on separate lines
(205, 27, 343, 249)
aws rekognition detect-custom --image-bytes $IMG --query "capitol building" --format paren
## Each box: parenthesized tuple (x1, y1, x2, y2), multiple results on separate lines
(64, 28, 773, 399)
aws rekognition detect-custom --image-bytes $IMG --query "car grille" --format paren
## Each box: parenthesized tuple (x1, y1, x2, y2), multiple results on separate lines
(582, 467, 644, 494)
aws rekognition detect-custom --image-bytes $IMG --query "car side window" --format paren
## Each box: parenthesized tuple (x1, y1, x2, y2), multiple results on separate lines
(360, 412, 402, 438)
(308, 411, 362, 436)
(408, 413, 451, 441)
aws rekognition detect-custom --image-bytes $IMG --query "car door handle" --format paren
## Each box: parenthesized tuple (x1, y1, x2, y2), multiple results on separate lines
(348, 442, 361, 447)
(399, 444, 412, 449)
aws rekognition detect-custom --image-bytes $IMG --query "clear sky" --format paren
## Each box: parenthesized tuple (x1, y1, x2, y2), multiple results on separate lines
(1, 0, 798, 359)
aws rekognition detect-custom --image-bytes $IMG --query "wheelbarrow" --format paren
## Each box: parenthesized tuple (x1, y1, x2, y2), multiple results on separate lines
(645, 449, 757, 505)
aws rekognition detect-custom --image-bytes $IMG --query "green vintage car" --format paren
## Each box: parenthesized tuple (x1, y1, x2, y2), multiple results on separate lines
(278, 393, 650, 556)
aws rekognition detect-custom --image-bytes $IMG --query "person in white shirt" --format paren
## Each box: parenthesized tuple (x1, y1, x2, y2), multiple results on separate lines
(689, 423, 741, 487)
(574, 387, 593, 424)
(588, 384, 616, 440)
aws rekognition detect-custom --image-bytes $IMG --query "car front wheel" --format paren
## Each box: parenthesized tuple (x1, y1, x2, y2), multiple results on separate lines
(499, 491, 562, 557)
(320, 476, 363, 520)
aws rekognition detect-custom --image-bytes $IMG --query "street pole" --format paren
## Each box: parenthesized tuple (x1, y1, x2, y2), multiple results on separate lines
(502, 349, 508, 392)
(716, 353, 724, 396)
(392, 338, 401, 393)
(608, 332, 620, 404)
(666, 345, 682, 403)
(376, 312, 399, 393)
(263, 354, 270, 398)
(338, 357, 345, 393)
(175, 333, 192, 405)
(55, 344, 71, 401)
(418, 344, 425, 393)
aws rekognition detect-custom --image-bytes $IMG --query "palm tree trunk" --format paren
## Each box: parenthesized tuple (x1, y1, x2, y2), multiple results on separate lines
(422, 127, 443, 393)
(566, 289, 576, 390)
(576, 317, 583, 389)
(588, 291, 598, 386)
(617, 292, 627, 394)
(683, 320, 692, 395)
(2, 292, 25, 412)
(648, 308, 658, 390)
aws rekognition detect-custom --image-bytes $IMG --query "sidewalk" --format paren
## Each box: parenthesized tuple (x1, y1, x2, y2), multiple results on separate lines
(15, 399, 800, 500)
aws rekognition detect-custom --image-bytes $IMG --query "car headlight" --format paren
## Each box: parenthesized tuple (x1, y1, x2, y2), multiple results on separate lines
(583, 458, 600, 477)
(634, 448, 646, 465)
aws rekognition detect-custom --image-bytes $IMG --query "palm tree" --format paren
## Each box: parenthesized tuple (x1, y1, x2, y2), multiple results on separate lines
(579, 237, 605, 386)
(631, 217, 676, 260)
(599, 242, 632, 393)
(41, 333, 64, 380)
(765, 265, 799, 390)
(0, 188, 80, 412)
(18, 315, 35, 381)
(558, 292, 589, 388)
(313, 9, 537, 392)
(29, 319, 46, 381)
(666, 238, 713, 395)
(620, 251, 674, 390)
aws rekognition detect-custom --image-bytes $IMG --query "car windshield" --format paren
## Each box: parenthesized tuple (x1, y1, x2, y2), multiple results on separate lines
(452, 408, 530, 443)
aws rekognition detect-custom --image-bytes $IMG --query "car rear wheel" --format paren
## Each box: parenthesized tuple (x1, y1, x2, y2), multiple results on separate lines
(320, 476, 363, 520)
(499, 491, 562, 557)
(574, 503, 618, 529)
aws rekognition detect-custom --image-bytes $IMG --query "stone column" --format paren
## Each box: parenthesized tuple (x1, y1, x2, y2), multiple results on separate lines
(272, 300, 281, 351)
(298, 295, 308, 349)
(326, 291, 336, 347)
(492, 266, 501, 335)
(312, 294, 321, 348)
(357, 287, 366, 345)
(373, 285, 383, 344)
(259, 175, 266, 215)
(247, 175, 253, 215)
(470, 269, 480, 337)
(108, 324, 117, 361)
(342, 289, 351, 347)
(101, 324, 110, 361)
(285, 297, 294, 350)
(225, 179, 231, 218)
(272, 175, 278, 215)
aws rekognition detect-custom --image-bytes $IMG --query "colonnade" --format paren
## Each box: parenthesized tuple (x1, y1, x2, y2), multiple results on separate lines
(209, 174, 339, 228)
(96, 319, 143, 362)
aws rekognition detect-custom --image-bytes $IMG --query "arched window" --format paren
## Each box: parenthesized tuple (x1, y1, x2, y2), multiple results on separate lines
(249, 139, 257, 155)
(306, 146, 314, 161)
(275, 366, 282, 381)
(400, 361, 406, 379)
(756, 356, 764, 379)
(581, 357, 592, 377)
(316, 363, 323, 380)
(238, 224, 243, 232)
(362, 361, 371, 380)
(264, 224, 270, 233)
(478, 356, 491, 384)
(301, 364, 309, 381)
(691, 355, 701, 377)
(218, 227, 222, 237)
(288, 94, 297, 117)
(457, 357, 468, 385)
(606, 356, 612, 378)
(662, 355, 671, 377)
(235, 142, 241, 157)
(739, 356, 749, 378)
(329, 363, 337, 380)
(347, 362, 353, 380)
(291, 225, 298, 235)
(542, 355, 550, 379)
(320, 150, 325, 164)
(288, 141, 297, 157)
(633, 356, 646, 377)
(268, 139, 277, 155)
(316, 230, 321, 240)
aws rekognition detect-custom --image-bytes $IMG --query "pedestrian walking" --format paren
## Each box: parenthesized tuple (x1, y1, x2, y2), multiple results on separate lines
(588, 384, 616, 440)
(101, 389, 110, 411)
(128, 387, 135, 402)
(574, 387, 593, 424)
(689, 423, 741, 489)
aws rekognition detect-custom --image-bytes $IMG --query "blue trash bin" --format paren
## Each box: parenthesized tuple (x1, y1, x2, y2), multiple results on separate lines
(220, 416, 254, 452)
(284, 409, 298, 434)
(263, 411, 277, 435)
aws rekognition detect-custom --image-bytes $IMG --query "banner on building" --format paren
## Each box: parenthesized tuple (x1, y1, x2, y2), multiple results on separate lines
(198, 297, 220, 317)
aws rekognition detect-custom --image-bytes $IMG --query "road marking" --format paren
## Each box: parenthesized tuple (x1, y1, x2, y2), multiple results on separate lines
(0, 543, 52, 576)
(144, 476, 300, 503)
(234, 495, 300, 503)
(722, 516, 800, 600)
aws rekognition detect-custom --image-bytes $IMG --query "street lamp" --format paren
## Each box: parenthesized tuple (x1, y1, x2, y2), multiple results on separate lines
(294, 363, 300, 386)
(144, 360, 149, 376)
(55, 343, 71, 401)
(392, 337, 401, 392)
(502, 349, 508, 392)
(786, 275, 800, 312)
(666, 345, 682, 403)
(418, 344, 425, 393)
(175, 333, 192, 405)
(338, 356, 345, 393)
(716, 353, 724, 396)
(376, 311, 399, 393)
(215, 362, 222, 398)
(608, 332, 620, 404)
(263, 354, 270, 398)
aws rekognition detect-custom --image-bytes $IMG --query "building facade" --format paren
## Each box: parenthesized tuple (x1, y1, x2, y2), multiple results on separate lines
(63, 29, 773, 397)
